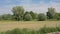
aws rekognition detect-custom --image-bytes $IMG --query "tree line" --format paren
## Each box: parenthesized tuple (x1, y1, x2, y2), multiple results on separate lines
(0, 6, 60, 21)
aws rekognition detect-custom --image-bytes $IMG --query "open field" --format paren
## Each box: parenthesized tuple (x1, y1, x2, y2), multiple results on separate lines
(0, 21, 60, 31)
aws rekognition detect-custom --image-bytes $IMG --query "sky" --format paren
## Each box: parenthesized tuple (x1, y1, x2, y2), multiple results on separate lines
(0, 0, 60, 15)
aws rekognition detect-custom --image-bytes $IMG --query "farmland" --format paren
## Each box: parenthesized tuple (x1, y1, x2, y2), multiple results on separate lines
(0, 21, 60, 32)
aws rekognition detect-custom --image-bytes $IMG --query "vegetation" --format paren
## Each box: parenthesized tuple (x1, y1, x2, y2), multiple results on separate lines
(30, 11, 37, 19)
(55, 13, 60, 20)
(0, 26, 60, 34)
(0, 6, 60, 21)
(47, 7, 56, 19)
(38, 13, 47, 21)
(0, 6, 60, 34)
(12, 6, 24, 21)
(24, 13, 32, 21)
(0, 21, 59, 34)
(0, 14, 13, 20)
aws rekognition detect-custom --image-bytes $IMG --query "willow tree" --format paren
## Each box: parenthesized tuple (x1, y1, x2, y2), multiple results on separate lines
(12, 6, 24, 21)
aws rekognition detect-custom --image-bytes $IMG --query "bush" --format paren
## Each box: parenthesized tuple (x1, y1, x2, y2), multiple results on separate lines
(24, 14, 32, 21)
(38, 13, 47, 21)
(55, 13, 60, 20)
(6, 30, 12, 34)
(10, 28, 22, 34)
(38, 26, 60, 34)
(1, 26, 60, 34)
(30, 11, 37, 19)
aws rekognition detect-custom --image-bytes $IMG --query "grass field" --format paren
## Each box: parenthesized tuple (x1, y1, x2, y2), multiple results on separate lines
(0, 21, 60, 32)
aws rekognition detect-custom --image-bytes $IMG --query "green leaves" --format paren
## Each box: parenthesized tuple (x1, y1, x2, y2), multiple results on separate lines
(12, 6, 24, 21)
(38, 13, 47, 21)
(47, 7, 56, 19)
(1, 26, 60, 34)
(24, 13, 32, 21)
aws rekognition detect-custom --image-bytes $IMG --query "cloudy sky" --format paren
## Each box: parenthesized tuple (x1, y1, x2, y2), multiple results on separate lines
(0, 0, 60, 15)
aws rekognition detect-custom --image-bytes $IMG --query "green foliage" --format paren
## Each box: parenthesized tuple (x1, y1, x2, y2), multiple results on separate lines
(55, 13, 60, 20)
(30, 11, 37, 19)
(38, 13, 47, 21)
(1, 26, 60, 34)
(6, 30, 12, 34)
(0, 6, 60, 21)
(22, 28, 29, 34)
(12, 6, 24, 21)
(0, 32, 5, 34)
(23, 11, 30, 20)
(38, 26, 60, 34)
(6, 28, 22, 34)
(0, 14, 13, 20)
(24, 13, 32, 21)
(47, 7, 56, 19)
(11, 28, 22, 34)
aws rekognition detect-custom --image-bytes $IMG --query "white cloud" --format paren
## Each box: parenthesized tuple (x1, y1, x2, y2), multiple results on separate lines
(23, 1, 60, 13)
(0, 0, 60, 15)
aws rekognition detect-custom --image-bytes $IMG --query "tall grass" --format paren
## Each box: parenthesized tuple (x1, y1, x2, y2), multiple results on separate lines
(0, 26, 60, 34)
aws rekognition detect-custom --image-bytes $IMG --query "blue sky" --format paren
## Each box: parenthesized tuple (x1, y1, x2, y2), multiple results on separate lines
(0, 0, 60, 15)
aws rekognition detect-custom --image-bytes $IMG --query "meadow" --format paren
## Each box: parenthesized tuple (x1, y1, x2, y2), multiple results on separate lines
(0, 21, 60, 32)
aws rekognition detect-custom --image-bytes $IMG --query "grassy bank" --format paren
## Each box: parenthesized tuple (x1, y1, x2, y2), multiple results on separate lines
(0, 26, 60, 34)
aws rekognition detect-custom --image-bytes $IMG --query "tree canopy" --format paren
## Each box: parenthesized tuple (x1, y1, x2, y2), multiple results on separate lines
(12, 6, 24, 21)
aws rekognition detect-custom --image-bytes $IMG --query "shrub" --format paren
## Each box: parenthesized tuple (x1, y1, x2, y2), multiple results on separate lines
(24, 14, 32, 21)
(22, 28, 29, 34)
(38, 13, 47, 21)
(38, 26, 60, 34)
(10, 28, 22, 34)
(6, 30, 12, 34)
(1, 26, 60, 34)
(30, 11, 37, 19)
(55, 13, 60, 20)
(29, 30, 36, 34)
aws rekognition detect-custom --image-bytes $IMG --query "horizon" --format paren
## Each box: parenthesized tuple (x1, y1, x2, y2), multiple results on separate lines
(0, 0, 60, 15)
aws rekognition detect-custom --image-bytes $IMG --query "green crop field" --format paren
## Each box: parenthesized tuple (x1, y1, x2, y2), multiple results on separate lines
(0, 21, 60, 32)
